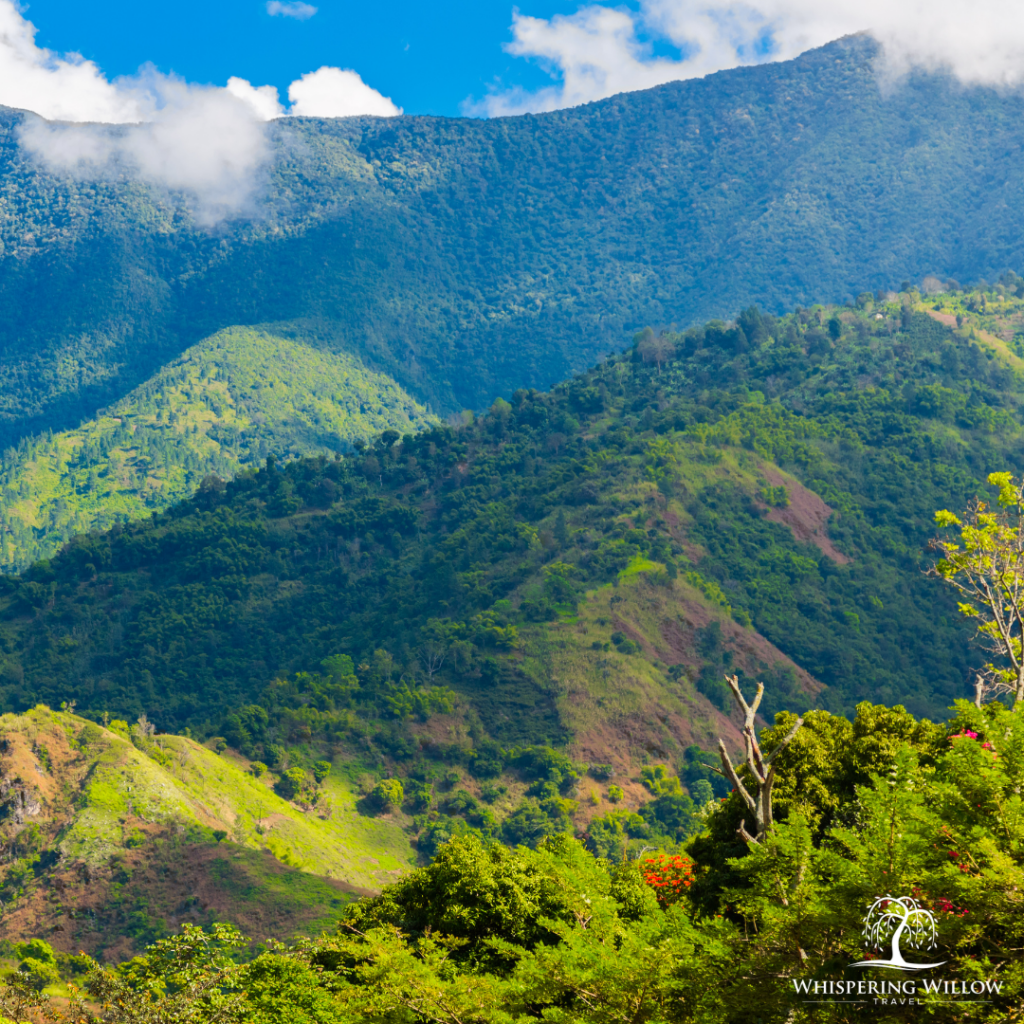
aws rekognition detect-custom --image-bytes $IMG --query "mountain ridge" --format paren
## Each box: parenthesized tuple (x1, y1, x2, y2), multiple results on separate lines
(0, 324, 435, 571)
(4, 35, 1024, 449)
(3, 287, 1021, 740)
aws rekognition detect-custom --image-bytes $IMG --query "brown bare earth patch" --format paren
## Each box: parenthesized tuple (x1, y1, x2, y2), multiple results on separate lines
(929, 310, 958, 328)
(563, 572, 823, 775)
(656, 598, 821, 699)
(761, 467, 849, 564)
(0, 833, 369, 961)
(570, 697, 724, 778)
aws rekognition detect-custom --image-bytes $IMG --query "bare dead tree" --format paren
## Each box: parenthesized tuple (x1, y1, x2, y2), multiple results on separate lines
(418, 641, 448, 682)
(710, 675, 803, 845)
(638, 334, 675, 374)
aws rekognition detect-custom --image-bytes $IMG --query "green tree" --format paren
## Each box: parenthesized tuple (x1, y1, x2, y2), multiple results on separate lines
(275, 768, 307, 801)
(15, 940, 60, 994)
(371, 778, 404, 810)
(933, 471, 1024, 705)
(640, 764, 683, 796)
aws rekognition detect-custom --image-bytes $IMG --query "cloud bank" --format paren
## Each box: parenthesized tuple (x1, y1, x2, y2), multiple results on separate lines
(0, 0, 398, 223)
(470, 0, 1024, 116)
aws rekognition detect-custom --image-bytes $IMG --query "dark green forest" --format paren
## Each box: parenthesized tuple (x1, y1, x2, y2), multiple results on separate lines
(6, 35, 1024, 446)
(3, 290, 1023, 747)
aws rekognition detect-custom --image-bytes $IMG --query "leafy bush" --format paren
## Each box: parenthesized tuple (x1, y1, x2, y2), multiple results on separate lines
(275, 768, 308, 801)
(640, 764, 683, 797)
(371, 778, 404, 811)
(18, 956, 59, 992)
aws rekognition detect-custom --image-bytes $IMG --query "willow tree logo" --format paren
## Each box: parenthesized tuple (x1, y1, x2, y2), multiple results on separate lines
(851, 895, 947, 971)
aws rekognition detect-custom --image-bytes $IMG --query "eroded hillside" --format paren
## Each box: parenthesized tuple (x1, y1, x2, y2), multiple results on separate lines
(0, 707, 412, 957)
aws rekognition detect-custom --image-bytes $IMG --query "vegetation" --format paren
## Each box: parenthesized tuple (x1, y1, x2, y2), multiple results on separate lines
(3, 695, 1022, 1023)
(5, 35, 1024, 446)
(0, 706, 413, 957)
(0, 325, 434, 571)
(1, 282, 1024, 1015)
(933, 471, 1024, 704)
(0, 283, 1021, 879)
(3, 286, 1024, 739)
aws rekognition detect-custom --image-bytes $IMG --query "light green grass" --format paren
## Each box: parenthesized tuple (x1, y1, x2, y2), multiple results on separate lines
(0, 708, 415, 891)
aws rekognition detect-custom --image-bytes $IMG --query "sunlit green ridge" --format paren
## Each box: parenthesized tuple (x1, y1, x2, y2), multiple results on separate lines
(0, 326, 436, 571)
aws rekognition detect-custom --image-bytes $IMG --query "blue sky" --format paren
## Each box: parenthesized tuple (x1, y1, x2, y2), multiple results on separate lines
(11, 1, 1017, 126)
(24, 0, 648, 117)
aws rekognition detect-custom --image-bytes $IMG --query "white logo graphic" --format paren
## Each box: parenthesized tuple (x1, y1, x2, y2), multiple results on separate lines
(851, 895, 947, 971)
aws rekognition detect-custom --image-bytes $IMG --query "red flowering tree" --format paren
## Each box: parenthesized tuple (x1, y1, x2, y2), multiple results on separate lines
(640, 853, 694, 907)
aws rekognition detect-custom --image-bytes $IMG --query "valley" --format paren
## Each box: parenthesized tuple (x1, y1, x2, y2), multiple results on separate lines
(1, 284, 1022, 966)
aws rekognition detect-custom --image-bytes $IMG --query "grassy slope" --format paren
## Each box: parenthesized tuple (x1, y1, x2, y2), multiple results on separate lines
(0, 707, 415, 956)
(0, 325, 436, 571)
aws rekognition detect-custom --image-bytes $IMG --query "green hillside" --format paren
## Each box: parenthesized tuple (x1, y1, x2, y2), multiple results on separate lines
(2, 282, 1023, 744)
(0, 706, 415, 958)
(6, 36, 1024, 447)
(0, 325, 435, 571)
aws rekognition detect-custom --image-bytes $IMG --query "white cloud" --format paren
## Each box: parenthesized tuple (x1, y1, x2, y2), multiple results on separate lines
(266, 1, 318, 21)
(466, 7, 689, 116)
(226, 76, 285, 120)
(0, 0, 142, 122)
(19, 74, 277, 225)
(288, 67, 402, 117)
(471, 0, 1024, 116)
(0, 0, 399, 223)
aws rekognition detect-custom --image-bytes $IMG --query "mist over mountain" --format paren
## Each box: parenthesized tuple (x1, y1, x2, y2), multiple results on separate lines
(3, 33, 1024, 452)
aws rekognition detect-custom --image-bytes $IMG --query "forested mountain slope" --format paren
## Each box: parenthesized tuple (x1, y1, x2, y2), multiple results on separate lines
(0, 326, 434, 571)
(2, 286, 1022, 749)
(5, 35, 1024, 444)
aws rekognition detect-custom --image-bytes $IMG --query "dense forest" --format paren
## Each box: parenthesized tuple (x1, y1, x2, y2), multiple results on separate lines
(3, 284, 1024, 738)
(4, 280, 1024, 1012)
(4, 697, 1022, 1023)
(7, 35, 1024, 444)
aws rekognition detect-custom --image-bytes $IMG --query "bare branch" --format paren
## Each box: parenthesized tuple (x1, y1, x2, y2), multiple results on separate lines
(714, 675, 803, 844)
(717, 739, 757, 816)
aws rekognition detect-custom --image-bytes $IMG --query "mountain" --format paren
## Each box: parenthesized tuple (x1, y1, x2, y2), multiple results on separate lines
(4, 35, 1024, 450)
(0, 325, 434, 571)
(0, 705, 413, 958)
(3, 283, 1023, 958)
(2, 284, 1020, 745)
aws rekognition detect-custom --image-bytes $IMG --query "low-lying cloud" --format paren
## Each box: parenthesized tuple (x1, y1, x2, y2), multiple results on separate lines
(0, 0, 398, 223)
(469, 0, 1024, 116)
(19, 76, 278, 226)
